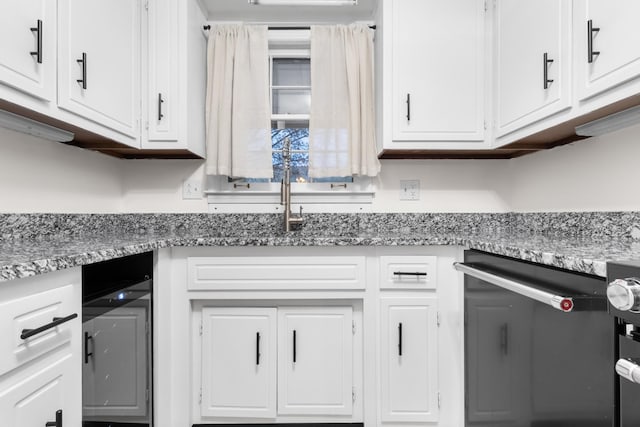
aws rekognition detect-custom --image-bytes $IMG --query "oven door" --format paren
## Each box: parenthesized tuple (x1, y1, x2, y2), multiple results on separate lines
(617, 328, 640, 427)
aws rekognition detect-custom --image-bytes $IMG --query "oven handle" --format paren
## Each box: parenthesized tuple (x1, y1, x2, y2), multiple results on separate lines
(454, 262, 575, 312)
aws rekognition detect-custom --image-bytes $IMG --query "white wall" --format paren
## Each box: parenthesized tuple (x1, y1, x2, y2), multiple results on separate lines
(506, 123, 640, 212)
(0, 127, 123, 213)
(2, 122, 640, 214)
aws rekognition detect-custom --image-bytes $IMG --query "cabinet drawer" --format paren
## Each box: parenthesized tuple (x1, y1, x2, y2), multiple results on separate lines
(379, 256, 437, 290)
(0, 284, 77, 377)
(187, 256, 366, 291)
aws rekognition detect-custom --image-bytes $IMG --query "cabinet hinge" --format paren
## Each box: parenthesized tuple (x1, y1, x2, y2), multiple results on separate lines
(199, 323, 203, 336)
(352, 387, 356, 403)
(146, 388, 150, 402)
(199, 389, 202, 404)
(437, 312, 441, 327)
(438, 392, 441, 409)
(484, 0, 487, 11)
(484, 120, 487, 130)
(145, 0, 149, 11)
(352, 320, 356, 334)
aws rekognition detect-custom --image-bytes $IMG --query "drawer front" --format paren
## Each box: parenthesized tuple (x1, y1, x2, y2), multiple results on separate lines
(0, 284, 77, 377)
(188, 256, 366, 290)
(379, 256, 437, 290)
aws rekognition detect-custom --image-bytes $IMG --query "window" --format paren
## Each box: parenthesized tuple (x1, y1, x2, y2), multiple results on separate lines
(206, 31, 373, 212)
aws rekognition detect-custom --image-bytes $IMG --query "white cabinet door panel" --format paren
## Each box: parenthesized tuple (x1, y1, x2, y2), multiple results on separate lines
(58, 0, 140, 141)
(391, 0, 485, 142)
(278, 307, 353, 415)
(0, 0, 56, 101)
(201, 307, 277, 418)
(495, 0, 571, 136)
(576, 0, 640, 100)
(380, 298, 439, 422)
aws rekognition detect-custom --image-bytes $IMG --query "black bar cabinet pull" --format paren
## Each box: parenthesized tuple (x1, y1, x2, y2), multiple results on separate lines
(406, 93, 411, 121)
(393, 271, 427, 277)
(30, 19, 43, 64)
(256, 332, 260, 365)
(77, 52, 87, 89)
(45, 409, 62, 427)
(158, 93, 164, 121)
(21, 313, 78, 340)
(398, 323, 403, 356)
(500, 323, 508, 356)
(293, 330, 297, 363)
(587, 19, 600, 63)
(543, 52, 554, 90)
(84, 332, 93, 364)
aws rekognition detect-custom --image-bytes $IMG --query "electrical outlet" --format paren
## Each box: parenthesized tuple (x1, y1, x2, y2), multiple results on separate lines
(182, 179, 201, 200)
(399, 180, 420, 201)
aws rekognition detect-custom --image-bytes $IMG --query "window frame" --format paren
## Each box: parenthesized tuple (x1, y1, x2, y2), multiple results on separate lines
(205, 30, 374, 213)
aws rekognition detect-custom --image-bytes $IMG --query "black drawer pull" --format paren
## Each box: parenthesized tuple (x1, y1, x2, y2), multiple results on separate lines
(543, 52, 554, 90)
(587, 19, 600, 63)
(398, 323, 403, 356)
(293, 329, 297, 363)
(45, 409, 62, 427)
(21, 313, 78, 340)
(77, 52, 87, 89)
(30, 19, 43, 64)
(158, 93, 164, 121)
(393, 271, 427, 277)
(406, 93, 411, 121)
(84, 332, 93, 364)
(256, 332, 261, 365)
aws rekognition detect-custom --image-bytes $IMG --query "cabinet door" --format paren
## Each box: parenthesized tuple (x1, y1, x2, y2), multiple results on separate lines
(145, 0, 178, 144)
(82, 306, 148, 418)
(0, 349, 80, 427)
(495, 0, 571, 137)
(278, 307, 353, 415)
(380, 298, 439, 422)
(58, 0, 141, 142)
(201, 307, 277, 418)
(576, 0, 640, 100)
(392, 0, 485, 142)
(0, 0, 56, 101)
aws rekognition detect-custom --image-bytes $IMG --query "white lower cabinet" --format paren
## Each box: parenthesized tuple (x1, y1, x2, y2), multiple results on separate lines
(198, 305, 353, 419)
(201, 307, 277, 418)
(380, 297, 439, 423)
(0, 268, 81, 427)
(277, 307, 353, 415)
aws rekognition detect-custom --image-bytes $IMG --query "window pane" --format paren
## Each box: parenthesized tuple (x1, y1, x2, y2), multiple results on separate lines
(272, 128, 309, 151)
(272, 88, 311, 115)
(272, 58, 311, 86)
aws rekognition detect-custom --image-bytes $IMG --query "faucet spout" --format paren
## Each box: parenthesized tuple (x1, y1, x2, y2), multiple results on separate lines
(281, 137, 304, 232)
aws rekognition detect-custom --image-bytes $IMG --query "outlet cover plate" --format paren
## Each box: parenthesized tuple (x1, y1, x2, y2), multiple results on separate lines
(183, 179, 202, 199)
(399, 180, 420, 201)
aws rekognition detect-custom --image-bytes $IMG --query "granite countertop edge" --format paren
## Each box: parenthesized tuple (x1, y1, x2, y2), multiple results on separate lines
(0, 233, 615, 282)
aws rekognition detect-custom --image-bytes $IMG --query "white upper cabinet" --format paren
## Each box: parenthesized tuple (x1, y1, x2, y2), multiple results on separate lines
(494, 0, 571, 137)
(575, 0, 640, 101)
(277, 307, 353, 416)
(381, 0, 486, 151)
(0, 0, 56, 102)
(58, 0, 141, 145)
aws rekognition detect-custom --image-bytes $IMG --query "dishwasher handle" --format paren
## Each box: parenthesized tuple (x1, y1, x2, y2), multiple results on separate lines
(454, 262, 576, 312)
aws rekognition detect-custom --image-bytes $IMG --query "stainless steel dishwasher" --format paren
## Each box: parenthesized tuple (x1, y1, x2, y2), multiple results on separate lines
(455, 250, 616, 427)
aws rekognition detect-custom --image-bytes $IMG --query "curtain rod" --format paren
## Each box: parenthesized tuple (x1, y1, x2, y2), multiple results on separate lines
(203, 24, 376, 30)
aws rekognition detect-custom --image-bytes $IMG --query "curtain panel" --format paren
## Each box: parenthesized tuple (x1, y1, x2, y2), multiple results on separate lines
(205, 25, 273, 179)
(309, 24, 381, 178)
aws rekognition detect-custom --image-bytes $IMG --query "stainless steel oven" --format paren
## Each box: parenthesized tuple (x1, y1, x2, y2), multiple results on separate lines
(456, 250, 616, 427)
(82, 252, 153, 427)
(607, 260, 640, 427)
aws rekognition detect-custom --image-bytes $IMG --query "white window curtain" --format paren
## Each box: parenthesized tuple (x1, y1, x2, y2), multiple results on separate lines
(309, 24, 381, 178)
(205, 25, 273, 179)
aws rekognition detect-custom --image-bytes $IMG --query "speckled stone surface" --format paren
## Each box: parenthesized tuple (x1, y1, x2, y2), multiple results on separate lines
(2, 212, 640, 282)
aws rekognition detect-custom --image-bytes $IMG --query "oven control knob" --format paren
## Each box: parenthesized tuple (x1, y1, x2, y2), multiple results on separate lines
(616, 359, 640, 384)
(607, 279, 640, 312)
